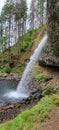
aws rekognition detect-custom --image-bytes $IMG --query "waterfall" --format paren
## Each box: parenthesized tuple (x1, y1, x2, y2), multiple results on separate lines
(17, 34, 47, 93)
(4, 34, 47, 99)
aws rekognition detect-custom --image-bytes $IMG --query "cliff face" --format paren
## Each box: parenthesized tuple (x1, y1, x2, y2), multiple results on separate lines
(39, 0, 59, 67)
(47, 0, 59, 56)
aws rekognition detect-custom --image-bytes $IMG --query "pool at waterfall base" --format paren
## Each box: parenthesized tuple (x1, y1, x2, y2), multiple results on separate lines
(0, 80, 29, 108)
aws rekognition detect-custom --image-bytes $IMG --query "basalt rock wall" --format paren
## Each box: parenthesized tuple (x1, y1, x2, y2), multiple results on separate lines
(39, 0, 59, 67)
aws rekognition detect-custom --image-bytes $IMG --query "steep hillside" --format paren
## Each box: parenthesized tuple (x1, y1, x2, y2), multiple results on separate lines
(0, 26, 46, 77)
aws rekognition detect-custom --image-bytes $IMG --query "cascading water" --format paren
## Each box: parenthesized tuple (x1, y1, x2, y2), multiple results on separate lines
(17, 34, 47, 93)
(4, 34, 47, 100)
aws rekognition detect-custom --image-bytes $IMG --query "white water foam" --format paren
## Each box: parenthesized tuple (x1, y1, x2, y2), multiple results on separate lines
(4, 91, 28, 99)
(4, 34, 47, 99)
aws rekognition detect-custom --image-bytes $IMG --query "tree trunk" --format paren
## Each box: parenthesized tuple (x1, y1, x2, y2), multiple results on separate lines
(8, 16, 11, 63)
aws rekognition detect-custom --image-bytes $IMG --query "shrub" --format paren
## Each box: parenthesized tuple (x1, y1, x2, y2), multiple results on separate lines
(36, 74, 52, 83)
(42, 84, 54, 96)
(32, 68, 52, 83)
(55, 86, 59, 91)
(4, 64, 11, 73)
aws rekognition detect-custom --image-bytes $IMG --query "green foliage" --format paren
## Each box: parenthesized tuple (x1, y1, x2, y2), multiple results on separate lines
(0, 26, 45, 76)
(33, 68, 52, 83)
(2, 0, 15, 17)
(55, 86, 59, 91)
(20, 0, 27, 19)
(3, 64, 11, 73)
(21, 28, 40, 50)
(0, 35, 9, 53)
(0, 36, 8, 44)
(15, 0, 27, 21)
(42, 84, 54, 96)
(0, 71, 7, 77)
(0, 63, 11, 74)
(11, 62, 26, 75)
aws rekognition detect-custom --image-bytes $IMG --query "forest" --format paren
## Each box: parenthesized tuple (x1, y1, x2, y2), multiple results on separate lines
(0, 0, 46, 75)
(0, 0, 59, 130)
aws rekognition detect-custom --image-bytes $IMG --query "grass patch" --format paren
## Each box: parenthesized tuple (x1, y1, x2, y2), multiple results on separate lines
(0, 94, 59, 130)
(32, 68, 52, 83)
(0, 71, 7, 77)
(42, 84, 54, 96)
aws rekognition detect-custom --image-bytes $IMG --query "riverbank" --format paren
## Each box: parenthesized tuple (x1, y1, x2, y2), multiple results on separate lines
(0, 73, 21, 81)
(0, 97, 41, 123)
(0, 93, 59, 130)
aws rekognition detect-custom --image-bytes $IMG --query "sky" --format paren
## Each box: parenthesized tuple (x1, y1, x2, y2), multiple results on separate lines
(0, 0, 31, 13)
(27, 0, 31, 8)
(0, 0, 5, 13)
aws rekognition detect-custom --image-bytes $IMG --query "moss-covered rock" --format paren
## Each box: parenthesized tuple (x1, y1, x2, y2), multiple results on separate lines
(47, 0, 59, 56)
(39, 0, 59, 67)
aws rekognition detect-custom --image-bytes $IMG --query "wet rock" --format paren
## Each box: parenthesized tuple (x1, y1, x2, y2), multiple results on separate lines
(0, 73, 21, 81)
(39, 46, 59, 67)
(14, 103, 21, 108)
(31, 90, 42, 100)
(2, 105, 14, 110)
(39, 0, 59, 67)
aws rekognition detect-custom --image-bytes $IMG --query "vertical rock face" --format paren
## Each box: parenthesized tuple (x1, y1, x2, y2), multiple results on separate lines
(47, 0, 59, 56)
(39, 0, 59, 67)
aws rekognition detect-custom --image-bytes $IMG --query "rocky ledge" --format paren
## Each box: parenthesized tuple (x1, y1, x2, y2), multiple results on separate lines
(0, 73, 21, 81)
(39, 45, 59, 67)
